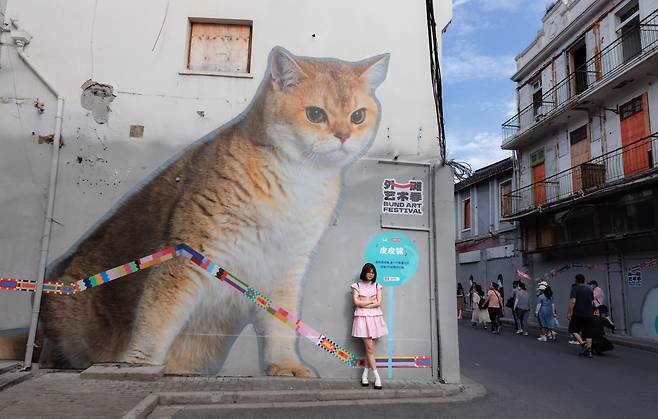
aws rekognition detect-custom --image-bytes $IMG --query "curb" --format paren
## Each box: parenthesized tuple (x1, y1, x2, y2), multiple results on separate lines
(122, 385, 464, 418)
(0, 362, 20, 375)
(0, 371, 33, 392)
(81, 363, 165, 381)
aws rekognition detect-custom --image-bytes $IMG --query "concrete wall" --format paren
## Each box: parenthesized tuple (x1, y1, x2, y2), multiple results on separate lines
(528, 236, 658, 342)
(0, 0, 458, 380)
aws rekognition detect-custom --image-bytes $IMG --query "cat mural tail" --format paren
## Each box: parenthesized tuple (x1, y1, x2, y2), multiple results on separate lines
(37, 47, 389, 376)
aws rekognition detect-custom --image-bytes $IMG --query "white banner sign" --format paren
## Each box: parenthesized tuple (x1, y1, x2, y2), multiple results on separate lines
(382, 179, 423, 215)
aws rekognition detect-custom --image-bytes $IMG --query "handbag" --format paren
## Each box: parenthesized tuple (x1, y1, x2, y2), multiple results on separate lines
(505, 296, 515, 309)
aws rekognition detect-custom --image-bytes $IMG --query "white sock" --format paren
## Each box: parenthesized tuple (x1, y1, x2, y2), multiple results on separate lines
(362, 368, 369, 381)
(373, 369, 381, 387)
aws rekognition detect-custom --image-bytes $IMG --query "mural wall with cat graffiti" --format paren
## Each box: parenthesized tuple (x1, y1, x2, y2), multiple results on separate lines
(0, 0, 457, 380)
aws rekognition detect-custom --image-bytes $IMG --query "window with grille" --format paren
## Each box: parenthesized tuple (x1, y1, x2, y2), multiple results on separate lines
(620, 95, 643, 120)
(530, 148, 545, 167)
(616, 0, 641, 62)
(569, 125, 588, 145)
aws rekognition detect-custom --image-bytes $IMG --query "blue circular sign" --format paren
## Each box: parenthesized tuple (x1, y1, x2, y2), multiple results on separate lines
(365, 232, 419, 287)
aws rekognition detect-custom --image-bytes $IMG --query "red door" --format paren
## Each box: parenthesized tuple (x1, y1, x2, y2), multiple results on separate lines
(620, 94, 651, 176)
(533, 162, 546, 205)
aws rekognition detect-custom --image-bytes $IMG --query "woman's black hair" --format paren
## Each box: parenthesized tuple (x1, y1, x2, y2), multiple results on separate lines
(518, 282, 526, 290)
(541, 286, 554, 300)
(457, 283, 464, 293)
(475, 284, 484, 297)
(360, 263, 377, 283)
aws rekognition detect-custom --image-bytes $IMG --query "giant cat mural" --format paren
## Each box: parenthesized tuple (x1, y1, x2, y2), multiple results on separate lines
(2, 47, 390, 375)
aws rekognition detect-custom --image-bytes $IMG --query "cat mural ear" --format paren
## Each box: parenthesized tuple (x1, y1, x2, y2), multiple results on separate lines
(358, 53, 390, 90)
(270, 46, 307, 91)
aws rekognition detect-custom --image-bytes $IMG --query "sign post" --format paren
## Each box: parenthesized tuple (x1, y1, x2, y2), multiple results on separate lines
(365, 231, 419, 378)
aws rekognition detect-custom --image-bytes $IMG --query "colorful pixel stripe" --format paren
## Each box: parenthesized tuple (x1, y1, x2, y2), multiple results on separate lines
(356, 356, 431, 369)
(0, 244, 430, 369)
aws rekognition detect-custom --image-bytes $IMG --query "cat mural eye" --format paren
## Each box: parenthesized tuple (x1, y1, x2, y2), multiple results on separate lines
(305, 106, 328, 124)
(350, 108, 366, 125)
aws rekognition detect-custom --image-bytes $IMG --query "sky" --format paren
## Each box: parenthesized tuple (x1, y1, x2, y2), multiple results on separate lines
(442, 0, 550, 170)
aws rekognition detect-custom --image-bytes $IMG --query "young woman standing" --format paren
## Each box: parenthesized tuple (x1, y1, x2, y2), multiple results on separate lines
(351, 263, 388, 389)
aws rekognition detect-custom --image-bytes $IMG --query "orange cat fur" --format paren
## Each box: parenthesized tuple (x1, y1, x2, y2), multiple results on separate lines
(37, 47, 389, 375)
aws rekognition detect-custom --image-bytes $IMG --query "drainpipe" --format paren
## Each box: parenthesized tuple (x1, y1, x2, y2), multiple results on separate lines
(11, 21, 64, 369)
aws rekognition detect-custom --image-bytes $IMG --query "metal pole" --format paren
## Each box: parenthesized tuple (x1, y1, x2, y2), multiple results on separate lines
(15, 47, 64, 369)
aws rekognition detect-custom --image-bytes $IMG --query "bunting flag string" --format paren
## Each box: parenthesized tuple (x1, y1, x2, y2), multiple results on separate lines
(0, 244, 430, 370)
(516, 263, 606, 283)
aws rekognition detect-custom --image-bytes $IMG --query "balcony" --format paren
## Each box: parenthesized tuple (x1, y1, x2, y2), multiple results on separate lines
(503, 133, 658, 218)
(502, 8, 658, 146)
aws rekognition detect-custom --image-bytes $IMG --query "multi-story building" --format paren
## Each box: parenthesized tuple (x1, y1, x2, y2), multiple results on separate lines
(454, 158, 522, 303)
(501, 0, 658, 341)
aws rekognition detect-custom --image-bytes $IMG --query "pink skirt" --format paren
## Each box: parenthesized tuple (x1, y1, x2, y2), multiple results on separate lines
(352, 315, 389, 339)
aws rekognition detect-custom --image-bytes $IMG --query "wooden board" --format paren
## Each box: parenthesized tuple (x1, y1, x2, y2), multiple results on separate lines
(188, 22, 252, 73)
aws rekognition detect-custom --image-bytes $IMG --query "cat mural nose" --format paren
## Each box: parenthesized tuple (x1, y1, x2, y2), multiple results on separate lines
(334, 132, 351, 143)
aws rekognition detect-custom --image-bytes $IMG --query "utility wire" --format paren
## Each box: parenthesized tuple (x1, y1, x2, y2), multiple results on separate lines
(425, 0, 447, 164)
(447, 159, 473, 182)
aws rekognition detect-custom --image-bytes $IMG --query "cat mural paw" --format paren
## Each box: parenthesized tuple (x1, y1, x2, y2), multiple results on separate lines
(266, 362, 312, 377)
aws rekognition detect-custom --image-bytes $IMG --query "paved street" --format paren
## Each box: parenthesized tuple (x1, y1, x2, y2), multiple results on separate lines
(170, 320, 658, 419)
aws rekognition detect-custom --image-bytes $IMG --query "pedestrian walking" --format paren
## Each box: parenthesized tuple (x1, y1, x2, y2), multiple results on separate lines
(351, 263, 388, 389)
(457, 283, 466, 320)
(536, 284, 557, 342)
(591, 305, 615, 355)
(567, 274, 594, 358)
(470, 284, 490, 329)
(589, 280, 605, 307)
(487, 282, 504, 334)
(514, 282, 530, 336)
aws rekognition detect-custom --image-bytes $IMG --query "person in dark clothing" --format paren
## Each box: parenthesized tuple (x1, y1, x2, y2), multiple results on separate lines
(568, 274, 594, 358)
(591, 305, 615, 355)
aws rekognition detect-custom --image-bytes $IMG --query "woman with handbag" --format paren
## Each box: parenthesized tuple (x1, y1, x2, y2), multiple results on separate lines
(487, 282, 504, 334)
(470, 284, 490, 329)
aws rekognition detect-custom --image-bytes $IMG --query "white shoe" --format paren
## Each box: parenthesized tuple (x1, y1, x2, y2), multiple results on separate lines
(515, 330, 523, 335)
(523, 332, 528, 336)
(361, 368, 369, 386)
(373, 370, 382, 390)
(537, 336, 547, 342)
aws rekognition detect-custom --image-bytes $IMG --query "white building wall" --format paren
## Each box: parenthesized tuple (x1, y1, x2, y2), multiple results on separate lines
(0, 0, 455, 351)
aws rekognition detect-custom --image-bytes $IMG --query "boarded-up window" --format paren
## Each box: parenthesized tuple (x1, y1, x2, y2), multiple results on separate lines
(188, 21, 252, 73)
(500, 180, 512, 218)
(463, 198, 471, 230)
(570, 124, 591, 191)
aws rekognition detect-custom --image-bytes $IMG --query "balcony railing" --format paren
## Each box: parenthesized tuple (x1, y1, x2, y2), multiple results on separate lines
(502, 8, 658, 141)
(503, 133, 658, 216)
